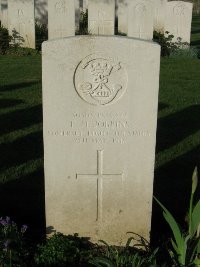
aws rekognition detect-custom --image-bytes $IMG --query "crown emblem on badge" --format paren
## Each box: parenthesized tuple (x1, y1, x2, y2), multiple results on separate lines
(79, 59, 123, 105)
(173, 4, 186, 16)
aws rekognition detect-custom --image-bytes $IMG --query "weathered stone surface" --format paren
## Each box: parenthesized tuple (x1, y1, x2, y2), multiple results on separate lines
(127, 0, 154, 40)
(88, 0, 115, 35)
(118, 0, 129, 34)
(35, 0, 48, 25)
(0, 0, 8, 28)
(42, 36, 160, 245)
(153, 0, 167, 33)
(8, 0, 35, 48)
(48, 0, 75, 40)
(75, 0, 80, 31)
(165, 1, 193, 44)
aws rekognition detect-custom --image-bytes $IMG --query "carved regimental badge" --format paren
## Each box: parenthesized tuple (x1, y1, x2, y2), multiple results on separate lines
(74, 54, 128, 106)
(173, 3, 186, 16)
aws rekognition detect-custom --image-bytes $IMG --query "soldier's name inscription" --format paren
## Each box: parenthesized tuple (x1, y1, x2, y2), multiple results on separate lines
(47, 112, 151, 144)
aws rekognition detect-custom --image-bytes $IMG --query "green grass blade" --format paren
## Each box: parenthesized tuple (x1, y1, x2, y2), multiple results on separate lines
(171, 239, 179, 254)
(89, 260, 104, 267)
(192, 167, 198, 194)
(197, 238, 200, 254)
(189, 167, 199, 235)
(99, 240, 110, 247)
(154, 197, 184, 246)
(131, 253, 145, 267)
(191, 200, 200, 236)
(89, 257, 116, 267)
(125, 237, 135, 248)
(126, 232, 149, 250)
(187, 238, 200, 264)
(154, 197, 186, 265)
(150, 247, 159, 259)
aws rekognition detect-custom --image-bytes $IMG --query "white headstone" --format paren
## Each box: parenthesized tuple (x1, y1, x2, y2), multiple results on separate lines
(153, 0, 167, 33)
(2, 9, 8, 29)
(118, 0, 129, 34)
(127, 0, 154, 40)
(42, 35, 160, 245)
(48, 0, 75, 40)
(88, 0, 115, 35)
(8, 0, 35, 49)
(165, 1, 193, 44)
(35, 0, 48, 25)
(0, 0, 8, 28)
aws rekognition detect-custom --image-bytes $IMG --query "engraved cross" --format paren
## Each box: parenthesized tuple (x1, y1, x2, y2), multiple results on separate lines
(138, 26, 146, 39)
(90, 11, 113, 34)
(76, 150, 123, 222)
(175, 24, 182, 38)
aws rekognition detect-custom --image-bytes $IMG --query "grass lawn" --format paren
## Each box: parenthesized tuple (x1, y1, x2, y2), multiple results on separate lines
(0, 55, 45, 239)
(0, 16, 200, 244)
(191, 15, 200, 49)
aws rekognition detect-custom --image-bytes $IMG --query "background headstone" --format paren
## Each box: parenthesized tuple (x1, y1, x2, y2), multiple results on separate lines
(42, 36, 160, 245)
(8, 0, 35, 49)
(127, 0, 154, 40)
(0, 0, 8, 28)
(88, 0, 115, 35)
(75, 0, 80, 31)
(118, 0, 129, 34)
(153, 0, 167, 33)
(48, 0, 75, 40)
(165, 1, 193, 44)
(80, 0, 88, 12)
(35, 0, 48, 25)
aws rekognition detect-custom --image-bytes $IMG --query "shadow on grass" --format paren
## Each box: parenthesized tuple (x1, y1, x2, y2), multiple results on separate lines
(191, 16, 200, 31)
(0, 168, 46, 241)
(191, 29, 200, 34)
(156, 105, 200, 153)
(0, 81, 40, 92)
(158, 102, 169, 111)
(0, 105, 42, 136)
(0, 131, 43, 172)
(0, 98, 24, 109)
(191, 40, 200, 46)
(151, 145, 200, 246)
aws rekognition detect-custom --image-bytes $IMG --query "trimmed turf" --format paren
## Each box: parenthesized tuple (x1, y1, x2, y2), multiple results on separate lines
(0, 16, 200, 241)
(191, 15, 200, 49)
(0, 55, 45, 238)
(152, 57, 200, 243)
